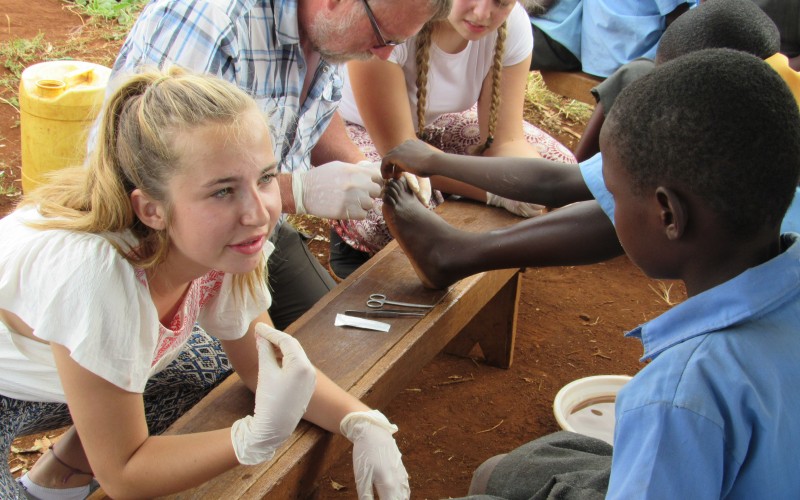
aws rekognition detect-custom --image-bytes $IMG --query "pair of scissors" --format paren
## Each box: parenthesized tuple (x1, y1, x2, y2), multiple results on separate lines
(345, 309, 425, 318)
(366, 293, 434, 310)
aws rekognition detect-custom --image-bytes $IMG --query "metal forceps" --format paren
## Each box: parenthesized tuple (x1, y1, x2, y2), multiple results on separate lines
(366, 293, 434, 310)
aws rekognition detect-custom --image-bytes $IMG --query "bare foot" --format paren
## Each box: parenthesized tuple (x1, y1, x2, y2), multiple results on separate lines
(382, 178, 476, 289)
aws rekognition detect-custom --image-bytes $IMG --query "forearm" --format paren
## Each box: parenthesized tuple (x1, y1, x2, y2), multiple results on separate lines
(311, 112, 365, 165)
(303, 368, 370, 433)
(426, 152, 591, 207)
(98, 429, 238, 499)
(468, 200, 623, 271)
(223, 313, 274, 394)
(482, 138, 542, 159)
(278, 172, 297, 214)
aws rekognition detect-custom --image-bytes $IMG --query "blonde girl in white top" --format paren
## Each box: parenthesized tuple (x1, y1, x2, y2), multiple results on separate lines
(0, 68, 408, 500)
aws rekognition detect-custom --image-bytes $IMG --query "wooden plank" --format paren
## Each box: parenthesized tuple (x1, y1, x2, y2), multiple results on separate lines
(539, 70, 602, 105)
(89, 199, 524, 500)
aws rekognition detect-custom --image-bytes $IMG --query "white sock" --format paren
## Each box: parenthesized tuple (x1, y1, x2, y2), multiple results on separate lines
(18, 473, 91, 500)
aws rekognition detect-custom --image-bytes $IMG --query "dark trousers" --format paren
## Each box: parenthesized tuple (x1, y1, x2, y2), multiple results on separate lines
(268, 222, 337, 330)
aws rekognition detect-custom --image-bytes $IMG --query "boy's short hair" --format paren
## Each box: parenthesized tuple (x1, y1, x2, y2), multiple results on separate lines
(605, 48, 800, 238)
(656, 0, 780, 63)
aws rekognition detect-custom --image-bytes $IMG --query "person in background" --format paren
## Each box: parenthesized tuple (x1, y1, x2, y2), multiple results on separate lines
(526, 0, 693, 78)
(331, 0, 575, 279)
(574, 0, 799, 162)
(109, 0, 451, 330)
(1, 69, 409, 500)
(527, 0, 582, 72)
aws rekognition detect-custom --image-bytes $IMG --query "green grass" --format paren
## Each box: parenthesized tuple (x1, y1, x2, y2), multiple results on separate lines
(0, 34, 55, 80)
(71, 0, 147, 25)
(0, 34, 74, 102)
(0, 169, 21, 198)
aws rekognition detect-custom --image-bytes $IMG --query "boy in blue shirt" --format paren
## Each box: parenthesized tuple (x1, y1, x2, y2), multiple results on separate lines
(387, 47, 800, 498)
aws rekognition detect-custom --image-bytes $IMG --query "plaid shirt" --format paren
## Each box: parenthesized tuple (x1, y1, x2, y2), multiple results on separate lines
(112, 0, 342, 174)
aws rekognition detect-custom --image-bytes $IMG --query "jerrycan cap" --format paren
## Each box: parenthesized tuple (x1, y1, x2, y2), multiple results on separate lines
(35, 79, 67, 98)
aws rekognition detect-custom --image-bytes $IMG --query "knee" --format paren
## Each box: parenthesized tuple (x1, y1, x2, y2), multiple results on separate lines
(467, 453, 507, 495)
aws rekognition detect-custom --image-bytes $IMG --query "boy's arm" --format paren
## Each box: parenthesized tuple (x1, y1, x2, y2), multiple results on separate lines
(383, 139, 593, 207)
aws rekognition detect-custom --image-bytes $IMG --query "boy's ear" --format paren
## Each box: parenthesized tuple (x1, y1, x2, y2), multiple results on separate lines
(655, 186, 686, 240)
(130, 188, 167, 231)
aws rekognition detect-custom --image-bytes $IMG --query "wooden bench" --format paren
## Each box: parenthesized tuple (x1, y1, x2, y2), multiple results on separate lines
(89, 198, 523, 499)
(538, 70, 602, 105)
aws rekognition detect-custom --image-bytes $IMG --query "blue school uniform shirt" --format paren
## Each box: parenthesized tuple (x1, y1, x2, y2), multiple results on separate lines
(579, 153, 800, 233)
(579, 153, 800, 497)
(530, 0, 582, 59)
(580, 0, 694, 78)
(609, 233, 800, 498)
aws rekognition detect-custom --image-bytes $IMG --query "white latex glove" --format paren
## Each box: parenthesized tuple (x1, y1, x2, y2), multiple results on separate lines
(486, 192, 546, 218)
(231, 324, 317, 465)
(401, 173, 432, 207)
(340, 410, 410, 500)
(292, 161, 383, 220)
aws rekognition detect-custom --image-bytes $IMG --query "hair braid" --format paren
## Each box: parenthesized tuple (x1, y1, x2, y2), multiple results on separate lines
(476, 20, 507, 155)
(414, 23, 435, 141)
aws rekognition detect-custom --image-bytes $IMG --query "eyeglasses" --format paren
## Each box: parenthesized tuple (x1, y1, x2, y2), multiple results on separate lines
(360, 0, 401, 49)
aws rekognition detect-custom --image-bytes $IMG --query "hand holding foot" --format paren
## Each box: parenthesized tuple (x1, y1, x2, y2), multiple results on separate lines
(380, 139, 440, 180)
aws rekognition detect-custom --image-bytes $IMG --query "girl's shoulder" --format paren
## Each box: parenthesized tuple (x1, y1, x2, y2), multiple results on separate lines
(1, 206, 140, 286)
(506, 3, 534, 45)
(502, 3, 535, 65)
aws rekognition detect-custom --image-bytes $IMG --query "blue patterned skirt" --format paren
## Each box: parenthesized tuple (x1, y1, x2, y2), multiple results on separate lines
(1, 326, 231, 498)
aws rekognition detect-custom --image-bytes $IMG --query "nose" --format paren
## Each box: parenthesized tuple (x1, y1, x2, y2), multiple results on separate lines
(370, 46, 396, 61)
(240, 187, 270, 227)
(472, 0, 492, 21)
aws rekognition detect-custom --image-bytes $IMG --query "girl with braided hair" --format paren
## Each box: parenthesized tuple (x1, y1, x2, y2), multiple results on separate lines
(330, 0, 575, 279)
(0, 68, 408, 500)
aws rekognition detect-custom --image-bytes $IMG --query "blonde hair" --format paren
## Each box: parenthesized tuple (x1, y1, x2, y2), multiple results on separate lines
(415, 19, 508, 154)
(22, 67, 268, 299)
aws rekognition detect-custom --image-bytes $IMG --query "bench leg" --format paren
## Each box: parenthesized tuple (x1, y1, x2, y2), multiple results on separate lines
(444, 272, 521, 368)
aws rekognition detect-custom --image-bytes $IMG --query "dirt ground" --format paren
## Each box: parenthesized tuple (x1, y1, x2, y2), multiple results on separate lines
(1, 2, 687, 498)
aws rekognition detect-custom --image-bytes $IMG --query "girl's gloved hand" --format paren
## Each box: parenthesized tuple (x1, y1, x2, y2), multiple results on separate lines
(340, 410, 410, 499)
(231, 324, 317, 465)
(486, 192, 546, 218)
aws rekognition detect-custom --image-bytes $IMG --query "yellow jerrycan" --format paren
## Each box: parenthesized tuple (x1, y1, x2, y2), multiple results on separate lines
(19, 60, 111, 193)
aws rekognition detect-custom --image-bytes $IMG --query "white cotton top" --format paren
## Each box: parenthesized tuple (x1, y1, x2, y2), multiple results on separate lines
(338, 2, 533, 129)
(0, 206, 273, 402)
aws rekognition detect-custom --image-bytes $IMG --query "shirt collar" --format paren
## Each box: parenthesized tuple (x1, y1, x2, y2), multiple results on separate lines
(626, 233, 800, 362)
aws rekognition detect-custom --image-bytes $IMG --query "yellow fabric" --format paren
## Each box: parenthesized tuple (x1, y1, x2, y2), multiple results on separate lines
(766, 52, 800, 108)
